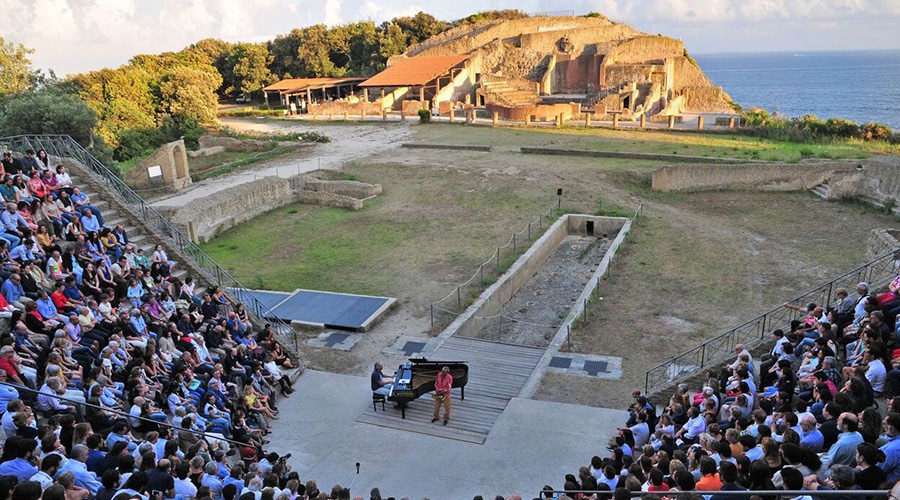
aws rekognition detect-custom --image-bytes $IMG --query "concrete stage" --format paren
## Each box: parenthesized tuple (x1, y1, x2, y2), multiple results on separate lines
(266, 370, 626, 499)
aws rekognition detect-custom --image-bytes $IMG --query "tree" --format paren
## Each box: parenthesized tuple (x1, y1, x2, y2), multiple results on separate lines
(157, 65, 221, 124)
(0, 37, 36, 95)
(295, 25, 341, 77)
(0, 87, 95, 143)
(392, 12, 448, 44)
(225, 43, 274, 96)
(269, 29, 304, 78)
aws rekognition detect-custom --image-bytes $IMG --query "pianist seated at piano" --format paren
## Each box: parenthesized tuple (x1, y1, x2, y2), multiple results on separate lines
(371, 362, 393, 396)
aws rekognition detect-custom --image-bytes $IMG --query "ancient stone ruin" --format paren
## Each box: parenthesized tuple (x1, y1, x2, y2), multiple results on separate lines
(123, 139, 191, 193)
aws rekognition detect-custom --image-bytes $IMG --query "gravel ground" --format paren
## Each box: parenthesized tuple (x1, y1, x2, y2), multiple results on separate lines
(464, 235, 612, 347)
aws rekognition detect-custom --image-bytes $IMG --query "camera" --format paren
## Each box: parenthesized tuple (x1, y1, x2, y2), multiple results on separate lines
(277, 453, 292, 463)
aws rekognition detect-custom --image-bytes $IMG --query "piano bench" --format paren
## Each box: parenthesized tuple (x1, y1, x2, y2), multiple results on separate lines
(372, 393, 386, 411)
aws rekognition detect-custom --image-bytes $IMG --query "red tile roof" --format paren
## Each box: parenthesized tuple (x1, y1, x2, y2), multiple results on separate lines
(359, 55, 469, 87)
(263, 77, 366, 94)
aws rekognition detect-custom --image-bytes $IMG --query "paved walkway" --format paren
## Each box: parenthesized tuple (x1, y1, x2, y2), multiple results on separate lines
(150, 120, 411, 208)
(267, 370, 626, 499)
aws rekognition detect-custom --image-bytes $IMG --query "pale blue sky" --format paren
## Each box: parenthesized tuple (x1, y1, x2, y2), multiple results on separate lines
(3, 0, 899, 76)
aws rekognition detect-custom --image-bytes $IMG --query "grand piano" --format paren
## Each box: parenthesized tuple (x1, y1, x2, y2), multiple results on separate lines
(388, 358, 468, 419)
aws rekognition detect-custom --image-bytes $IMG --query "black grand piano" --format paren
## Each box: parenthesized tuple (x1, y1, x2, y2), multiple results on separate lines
(387, 358, 468, 419)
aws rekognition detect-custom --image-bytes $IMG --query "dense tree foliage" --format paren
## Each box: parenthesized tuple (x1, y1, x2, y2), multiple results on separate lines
(0, 37, 36, 96)
(0, 85, 95, 143)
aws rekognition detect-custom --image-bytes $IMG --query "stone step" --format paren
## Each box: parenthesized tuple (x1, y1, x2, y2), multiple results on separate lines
(811, 184, 830, 199)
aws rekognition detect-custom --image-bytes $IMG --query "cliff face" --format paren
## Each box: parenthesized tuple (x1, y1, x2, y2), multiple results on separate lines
(397, 15, 732, 115)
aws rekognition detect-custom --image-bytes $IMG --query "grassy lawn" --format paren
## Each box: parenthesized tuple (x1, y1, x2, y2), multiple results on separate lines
(411, 124, 877, 162)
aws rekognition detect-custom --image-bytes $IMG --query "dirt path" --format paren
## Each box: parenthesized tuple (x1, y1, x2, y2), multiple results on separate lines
(151, 119, 412, 208)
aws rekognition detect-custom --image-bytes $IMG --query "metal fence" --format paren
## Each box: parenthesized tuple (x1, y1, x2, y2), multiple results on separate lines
(0, 134, 298, 349)
(644, 247, 900, 395)
(430, 197, 562, 330)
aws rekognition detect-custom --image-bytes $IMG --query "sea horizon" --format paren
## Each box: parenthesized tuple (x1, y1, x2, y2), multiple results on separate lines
(693, 49, 900, 130)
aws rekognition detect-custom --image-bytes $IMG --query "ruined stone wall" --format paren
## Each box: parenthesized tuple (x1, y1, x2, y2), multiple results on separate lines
(605, 36, 683, 64)
(553, 53, 601, 93)
(518, 24, 639, 55)
(407, 17, 627, 58)
(604, 64, 657, 88)
(867, 229, 900, 260)
(299, 178, 382, 199)
(486, 102, 580, 121)
(123, 139, 191, 193)
(671, 57, 713, 92)
(309, 101, 383, 117)
(651, 161, 860, 192)
(682, 86, 734, 113)
(164, 176, 294, 243)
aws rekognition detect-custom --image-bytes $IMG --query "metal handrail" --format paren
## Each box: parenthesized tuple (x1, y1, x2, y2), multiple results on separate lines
(0, 134, 297, 350)
(644, 247, 900, 395)
(539, 490, 890, 498)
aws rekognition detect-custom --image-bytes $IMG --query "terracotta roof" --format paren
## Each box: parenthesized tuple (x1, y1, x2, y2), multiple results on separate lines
(263, 77, 366, 93)
(359, 55, 469, 87)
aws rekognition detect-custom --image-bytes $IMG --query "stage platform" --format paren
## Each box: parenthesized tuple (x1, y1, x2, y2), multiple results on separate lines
(229, 288, 395, 331)
(355, 336, 544, 444)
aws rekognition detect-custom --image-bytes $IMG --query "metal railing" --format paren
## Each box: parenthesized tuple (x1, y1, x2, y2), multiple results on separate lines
(539, 490, 891, 498)
(430, 197, 563, 330)
(0, 134, 297, 349)
(644, 247, 900, 395)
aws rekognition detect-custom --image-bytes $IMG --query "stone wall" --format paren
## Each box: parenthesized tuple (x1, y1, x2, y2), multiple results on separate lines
(163, 176, 294, 243)
(486, 101, 580, 121)
(308, 101, 383, 117)
(161, 175, 381, 243)
(651, 161, 860, 192)
(682, 86, 733, 113)
(123, 139, 191, 193)
(652, 158, 900, 213)
(441, 214, 627, 339)
(867, 229, 900, 260)
(298, 178, 382, 199)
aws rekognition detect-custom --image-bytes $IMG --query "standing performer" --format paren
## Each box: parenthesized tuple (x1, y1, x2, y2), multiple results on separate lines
(431, 366, 452, 425)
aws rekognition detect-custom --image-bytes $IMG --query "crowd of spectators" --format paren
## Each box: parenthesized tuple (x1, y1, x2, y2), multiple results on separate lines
(0, 149, 322, 500)
(548, 276, 900, 500)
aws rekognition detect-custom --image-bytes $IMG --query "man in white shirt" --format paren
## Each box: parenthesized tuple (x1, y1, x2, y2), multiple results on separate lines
(30, 454, 62, 489)
(675, 407, 707, 445)
(864, 346, 887, 395)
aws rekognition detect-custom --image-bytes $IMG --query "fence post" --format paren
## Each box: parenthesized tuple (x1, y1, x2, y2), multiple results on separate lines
(479, 264, 484, 285)
(700, 343, 706, 368)
(513, 233, 517, 252)
(760, 314, 767, 340)
(826, 282, 833, 306)
(496, 247, 500, 271)
(456, 286, 461, 310)
(430, 304, 434, 329)
(528, 221, 532, 240)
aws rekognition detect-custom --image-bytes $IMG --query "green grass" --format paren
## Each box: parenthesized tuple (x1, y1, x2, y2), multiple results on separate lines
(412, 124, 875, 162)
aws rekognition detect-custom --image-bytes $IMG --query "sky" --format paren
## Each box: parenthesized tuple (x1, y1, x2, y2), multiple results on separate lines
(2, 0, 900, 77)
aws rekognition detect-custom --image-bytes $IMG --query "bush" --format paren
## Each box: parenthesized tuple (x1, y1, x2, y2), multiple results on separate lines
(418, 109, 431, 124)
(741, 108, 772, 127)
(860, 122, 892, 141)
(824, 117, 859, 138)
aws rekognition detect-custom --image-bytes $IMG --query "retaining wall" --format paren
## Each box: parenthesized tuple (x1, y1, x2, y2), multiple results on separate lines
(161, 175, 377, 242)
(867, 229, 900, 260)
(439, 215, 627, 340)
(651, 161, 860, 192)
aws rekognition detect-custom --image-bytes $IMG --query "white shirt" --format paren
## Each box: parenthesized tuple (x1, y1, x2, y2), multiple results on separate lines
(683, 415, 707, 439)
(866, 359, 887, 392)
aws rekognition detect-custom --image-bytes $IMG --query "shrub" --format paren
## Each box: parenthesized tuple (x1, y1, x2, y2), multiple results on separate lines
(418, 109, 431, 124)
(824, 117, 859, 138)
(740, 108, 772, 127)
(859, 122, 892, 141)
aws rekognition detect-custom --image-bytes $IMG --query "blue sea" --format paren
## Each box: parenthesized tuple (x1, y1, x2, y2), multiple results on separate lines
(693, 50, 900, 130)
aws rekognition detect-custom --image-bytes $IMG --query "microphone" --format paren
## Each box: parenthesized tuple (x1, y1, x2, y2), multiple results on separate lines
(349, 462, 361, 490)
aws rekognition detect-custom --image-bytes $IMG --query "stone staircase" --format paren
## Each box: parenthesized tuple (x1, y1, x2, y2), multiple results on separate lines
(811, 183, 830, 199)
(479, 79, 541, 107)
(64, 167, 187, 283)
